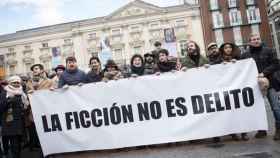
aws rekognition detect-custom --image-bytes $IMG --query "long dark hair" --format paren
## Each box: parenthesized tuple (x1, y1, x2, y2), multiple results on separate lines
(219, 42, 241, 60)
(187, 40, 201, 55)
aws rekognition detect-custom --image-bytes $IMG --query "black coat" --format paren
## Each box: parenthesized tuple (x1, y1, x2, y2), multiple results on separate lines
(241, 46, 279, 79)
(0, 87, 6, 126)
(1, 95, 25, 136)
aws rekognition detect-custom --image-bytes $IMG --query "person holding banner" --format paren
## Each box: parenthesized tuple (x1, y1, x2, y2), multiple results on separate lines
(26, 63, 54, 152)
(144, 52, 156, 75)
(129, 54, 145, 77)
(86, 56, 104, 83)
(219, 42, 241, 63)
(103, 60, 123, 81)
(180, 41, 208, 69)
(206, 42, 222, 65)
(58, 57, 87, 88)
(1, 76, 29, 158)
(241, 34, 280, 140)
(156, 49, 178, 73)
(52, 65, 65, 89)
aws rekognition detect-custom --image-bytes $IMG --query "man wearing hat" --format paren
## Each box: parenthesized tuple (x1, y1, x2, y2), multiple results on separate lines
(144, 52, 156, 75)
(58, 56, 87, 88)
(26, 63, 54, 151)
(206, 42, 222, 65)
(52, 65, 65, 88)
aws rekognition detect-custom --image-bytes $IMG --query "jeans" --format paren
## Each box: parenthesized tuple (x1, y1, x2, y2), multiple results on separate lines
(267, 88, 280, 129)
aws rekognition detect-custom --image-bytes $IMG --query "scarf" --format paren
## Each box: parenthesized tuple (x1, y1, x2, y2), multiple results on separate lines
(131, 65, 145, 76)
(4, 85, 29, 108)
(189, 54, 200, 67)
(157, 61, 176, 73)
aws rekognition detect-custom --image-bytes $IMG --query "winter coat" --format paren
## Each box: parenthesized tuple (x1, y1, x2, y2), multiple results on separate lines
(241, 46, 279, 79)
(26, 77, 53, 91)
(58, 68, 87, 88)
(1, 95, 25, 136)
(156, 60, 177, 73)
(272, 69, 280, 91)
(0, 87, 6, 126)
(144, 63, 157, 75)
(180, 55, 209, 68)
(102, 71, 123, 81)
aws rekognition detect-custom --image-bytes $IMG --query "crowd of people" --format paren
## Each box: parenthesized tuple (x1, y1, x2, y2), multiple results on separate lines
(0, 33, 279, 158)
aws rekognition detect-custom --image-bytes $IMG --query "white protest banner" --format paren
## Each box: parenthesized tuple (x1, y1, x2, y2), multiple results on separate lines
(30, 59, 268, 156)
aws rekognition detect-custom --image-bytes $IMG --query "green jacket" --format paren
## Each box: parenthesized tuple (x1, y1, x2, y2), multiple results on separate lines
(180, 55, 209, 68)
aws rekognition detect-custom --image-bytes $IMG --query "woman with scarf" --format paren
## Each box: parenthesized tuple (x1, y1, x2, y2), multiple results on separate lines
(129, 54, 145, 77)
(1, 76, 29, 158)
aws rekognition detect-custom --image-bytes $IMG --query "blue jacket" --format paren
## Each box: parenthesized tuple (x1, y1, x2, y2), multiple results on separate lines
(58, 68, 87, 88)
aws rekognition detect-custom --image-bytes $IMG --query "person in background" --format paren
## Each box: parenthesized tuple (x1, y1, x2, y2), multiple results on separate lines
(58, 56, 87, 88)
(102, 60, 123, 81)
(241, 34, 280, 140)
(151, 41, 163, 63)
(130, 54, 145, 77)
(52, 65, 65, 88)
(86, 56, 104, 83)
(144, 52, 156, 75)
(1, 76, 29, 158)
(0, 80, 6, 158)
(180, 41, 208, 69)
(206, 42, 222, 65)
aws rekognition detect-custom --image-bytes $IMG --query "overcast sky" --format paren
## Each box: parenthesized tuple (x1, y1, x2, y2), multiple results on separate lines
(0, 0, 180, 35)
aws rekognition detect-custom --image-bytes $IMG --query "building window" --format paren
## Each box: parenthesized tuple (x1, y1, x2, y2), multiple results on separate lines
(229, 9, 242, 26)
(233, 27, 243, 45)
(8, 48, 14, 52)
(25, 63, 32, 73)
(210, 0, 219, 10)
(9, 65, 16, 75)
(133, 46, 142, 54)
(130, 25, 140, 32)
(214, 29, 224, 46)
(88, 32, 97, 39)
(42, 43, 48, 48)
(112, 28, 121, 35)
(228, 0, 238, 8)
(212, 11, 224, 28)
(179, 40, 188, 56)
(246, 0, 255, 6)
(247, 7, 261, 24)
(113, 48, 123, 60)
